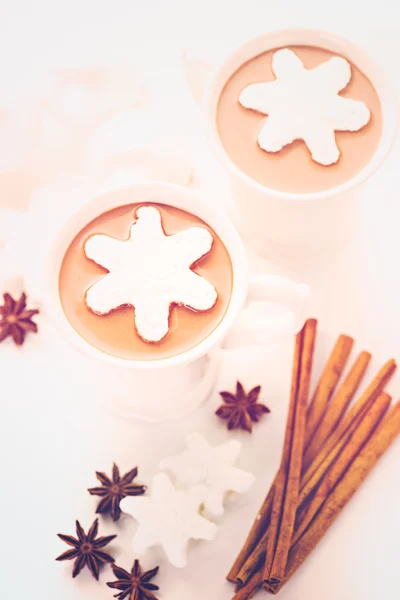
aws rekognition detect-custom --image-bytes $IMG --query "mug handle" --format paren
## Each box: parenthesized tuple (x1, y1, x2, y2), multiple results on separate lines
(222, 274, 310, 349)
(181, 49, 214, 105)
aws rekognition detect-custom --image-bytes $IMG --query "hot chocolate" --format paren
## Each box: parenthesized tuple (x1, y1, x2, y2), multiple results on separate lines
(59, 203, 233, 361)
(217, 45, 382, 193)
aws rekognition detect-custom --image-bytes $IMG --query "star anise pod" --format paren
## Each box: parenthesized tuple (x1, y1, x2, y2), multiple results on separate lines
(0, 292, 39, 345)
(56, 518, 116, 580)
(88, 463, 147, 521)
(107, 560, 159, 600)
(216, 381, 271, 433)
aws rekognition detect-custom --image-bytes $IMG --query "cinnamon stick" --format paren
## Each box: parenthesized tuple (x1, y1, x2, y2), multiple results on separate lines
(305, 334, 354, 444)
(226, 485, 274, 582)
(301, 359, 397, 489)
(297, 388, 377, 512)
(261, 323, 306, 583)
(232, 570, 262, 600)
(302, 351, 371, 470)
(229, 344, 396, 596)
(235, 387, 378, 588)
(263, 319, 317, 586)
(284, 399, 400, 584)
(227, 322, 308, 583)
(234, 386, 376, 588)
(293, 391, 391, 546)
(236, 530, 267, 586)
(232, 320, 314, 586)
(233, 360, 395, 588)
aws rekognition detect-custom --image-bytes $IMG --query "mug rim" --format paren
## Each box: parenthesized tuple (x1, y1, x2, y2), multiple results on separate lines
(43, 181, 249, 370)
(203, 27, 400, 203)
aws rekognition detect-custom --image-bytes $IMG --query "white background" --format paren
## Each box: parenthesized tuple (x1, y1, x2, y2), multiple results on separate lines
(1, 1, 400, 599)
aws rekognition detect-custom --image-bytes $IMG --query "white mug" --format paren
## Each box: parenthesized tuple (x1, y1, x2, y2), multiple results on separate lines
(42, 182, 309, 422)
(183, 28, 399, 261)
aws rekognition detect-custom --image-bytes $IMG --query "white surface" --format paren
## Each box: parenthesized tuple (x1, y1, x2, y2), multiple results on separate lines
(1, 1, 400, 600)
(239, 49, 371, 165)
(1, 322, 399, 599)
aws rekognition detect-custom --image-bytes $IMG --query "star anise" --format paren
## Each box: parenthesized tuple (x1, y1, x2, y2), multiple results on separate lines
(0, 292, 39, 345)
(56, 518, 116, 580)
(216, 381, 271, 433)
(107, 560, 160, 600)
(88, 463, 147, 521)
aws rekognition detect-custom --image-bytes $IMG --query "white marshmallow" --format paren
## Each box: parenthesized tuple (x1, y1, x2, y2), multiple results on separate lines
(120, 473, 216, 568)
(160, 433, 255, 519)
(239, 48, 371, 166)
(84, 205, 217, 343)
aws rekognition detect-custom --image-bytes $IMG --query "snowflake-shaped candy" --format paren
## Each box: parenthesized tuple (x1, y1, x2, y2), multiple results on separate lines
(160, 433, 255, 519)
(120, 473, 217, 568)
(239, 48, 371, 165)
(84, 205, 218, 342)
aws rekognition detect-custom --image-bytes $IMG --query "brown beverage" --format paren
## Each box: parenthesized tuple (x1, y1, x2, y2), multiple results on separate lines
(217, 45, 383, 194)
(59, 203, 233, 361)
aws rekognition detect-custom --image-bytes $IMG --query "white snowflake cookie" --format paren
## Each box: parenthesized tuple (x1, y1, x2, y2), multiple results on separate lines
(239, 48, 371, 165)
(84, 205, 218, 342)
(120, 473, 217, 568)
(160, 433, 255, 519)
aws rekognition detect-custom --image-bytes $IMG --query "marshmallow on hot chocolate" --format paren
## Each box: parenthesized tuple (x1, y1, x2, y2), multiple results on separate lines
(84, 205, 218, 343)
(239, 48, 371, 166)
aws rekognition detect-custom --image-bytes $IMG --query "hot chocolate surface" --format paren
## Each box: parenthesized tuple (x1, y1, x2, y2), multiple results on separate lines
(217, 45, 382, 193)
(59, 203, 233, 361)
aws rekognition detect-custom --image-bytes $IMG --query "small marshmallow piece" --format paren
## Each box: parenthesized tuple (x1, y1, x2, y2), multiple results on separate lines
(120, 473, 217, 568)
(239, 48, 371, 166)
(84, 205, 217, 342)
(160, 433, 255, 519)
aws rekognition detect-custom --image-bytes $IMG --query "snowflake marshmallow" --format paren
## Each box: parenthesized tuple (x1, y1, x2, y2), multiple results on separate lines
(160, 433, 255, 519)
(239, 48, 371, 165)
(120, 473, 217, 568)
(84, 205, 218, 343)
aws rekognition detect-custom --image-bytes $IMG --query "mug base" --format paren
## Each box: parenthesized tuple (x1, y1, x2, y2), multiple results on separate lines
(100, 349, 223, 422)
(228, 191, 361, 272)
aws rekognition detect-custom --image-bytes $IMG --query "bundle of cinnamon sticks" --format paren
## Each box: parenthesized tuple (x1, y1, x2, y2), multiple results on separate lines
(227, 319, 400, 598)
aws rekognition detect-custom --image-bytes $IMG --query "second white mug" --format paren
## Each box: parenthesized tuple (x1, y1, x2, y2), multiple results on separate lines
(184, 28, 399, 262)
